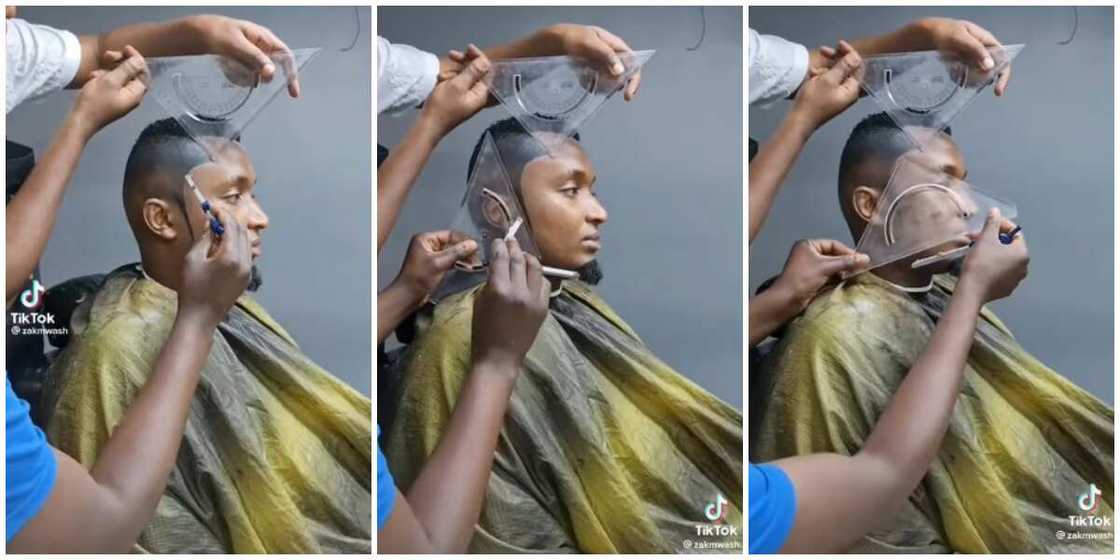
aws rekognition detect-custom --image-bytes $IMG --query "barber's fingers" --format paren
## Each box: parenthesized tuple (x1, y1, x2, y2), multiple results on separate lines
(104, 45, 148, 87)
(487, 239, 511, 290)
(525, 253, 546, 301)
(432, 239, 479, 271)
(817, 254, 869, 277)
(450, 44, 491, 89)
(809, 238, 856, 257)
(821, 47, 861, 86)
(591, 26, 642, 100)
(506, 239, 528, 294)
(977, 208, 1004, 242)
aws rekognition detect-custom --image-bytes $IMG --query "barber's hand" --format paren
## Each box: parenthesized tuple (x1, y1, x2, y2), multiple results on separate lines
(423, 45, 491, 136)
(471, 239, 550, 376)
(549, 24, 641, 101)
(191, 15, 300, 97)
(793, 40, 862, 130)
(394, 230, 479, 305)
(959, 209, 1028, 303)
(179, 208, 252, 326)
(773, 239, 870, 313)
(918, 18, 1011, 96)
(72, 45, 148, 138)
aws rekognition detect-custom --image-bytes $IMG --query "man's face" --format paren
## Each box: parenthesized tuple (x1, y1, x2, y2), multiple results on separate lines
(886, 128, 970, 273)
(518, 138, 607, 270)
(185, 142, 268, 259)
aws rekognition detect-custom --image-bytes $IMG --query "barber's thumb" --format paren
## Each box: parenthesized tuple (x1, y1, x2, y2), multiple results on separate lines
(821, 253, 869, 275)
(434, 239, 478, 269)
(980, 208, 1002, 240)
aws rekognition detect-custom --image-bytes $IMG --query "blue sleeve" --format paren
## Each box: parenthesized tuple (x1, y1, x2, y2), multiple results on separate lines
(376, 425, 397, 530)
(748, 462, 797, 554)
(6, 378, 57, 542)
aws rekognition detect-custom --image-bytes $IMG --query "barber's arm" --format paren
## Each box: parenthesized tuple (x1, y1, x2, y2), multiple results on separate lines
(378, 50, 490, 253)
(749, 49, 861, 244)
(9, 212, 252, 553)
(813, 18, 1012, 96)
(767, 211, 1028, 553)
(5, 48, 147, 303)
(379, 239, 551, 553)
(444, 23, 642, 101)
(72, 14, 299, 96)
(378, 230, 479, 343)
(749, 239, 867, 347)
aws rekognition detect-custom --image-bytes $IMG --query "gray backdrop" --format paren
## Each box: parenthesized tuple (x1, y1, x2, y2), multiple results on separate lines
(8, 6, 372, 394)
(379, 6, 744, 407)
(749, 6, 1114, 403)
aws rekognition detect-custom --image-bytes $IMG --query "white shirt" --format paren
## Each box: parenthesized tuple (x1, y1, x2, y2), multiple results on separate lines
(6, 18, 82, 114)
(376, 36, 440, 116)
(748, 27, 809, 108)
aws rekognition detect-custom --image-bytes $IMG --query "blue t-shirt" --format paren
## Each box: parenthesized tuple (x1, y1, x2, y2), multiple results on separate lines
(6, 378, 57, 542)
(376, 425, 397, 529)
(748, 462, 796, 553)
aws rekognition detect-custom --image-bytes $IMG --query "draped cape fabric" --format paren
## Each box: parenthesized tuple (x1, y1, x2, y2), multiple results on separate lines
(751, 273, 1114, 553)
(386, 282, 744, 553)
(42, 265, 372, 553)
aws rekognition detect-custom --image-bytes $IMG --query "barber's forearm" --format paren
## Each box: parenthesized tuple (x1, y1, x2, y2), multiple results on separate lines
(73, 17, 204, 87)
(5, 113, 94, 301)
(844, 20, 934, 59)
(377, 116, 444, 253)
(749, 287, 800, 348)
(405, 364, 516, 552)
(86, 304, 217, 549)
(748, 112, 815, 244)
(377, 283, 424, 344)
(858, 280, 982, 495)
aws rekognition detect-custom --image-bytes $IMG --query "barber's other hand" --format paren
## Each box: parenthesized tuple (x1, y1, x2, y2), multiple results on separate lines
(423, 45, 491, 135)
(543, 24, 642, 101)
(72, 45, 148, 138)
(773, 239, 869, 313)
(471, 239, 550, 376)
(959, 209, 1028, 303)
(793, 40, 862, 130)
(395, 230, 479, 304)
(179, 208, 252, 327)
(918, 17, 1011, 96)
(189, 15, 300, 97)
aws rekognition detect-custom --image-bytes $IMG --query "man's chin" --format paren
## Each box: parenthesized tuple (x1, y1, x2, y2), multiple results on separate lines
(247, 265, 263, 293)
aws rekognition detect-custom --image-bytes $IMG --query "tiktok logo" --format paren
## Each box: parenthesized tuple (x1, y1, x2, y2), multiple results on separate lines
(704, 494, 728, 524)
(20, 279, 45, 310)
(1079, 483, 1103, 514)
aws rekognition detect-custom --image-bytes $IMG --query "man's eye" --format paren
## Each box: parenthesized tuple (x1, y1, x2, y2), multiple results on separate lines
(561, 188, 579, 198)
(223, 193, 243, 203)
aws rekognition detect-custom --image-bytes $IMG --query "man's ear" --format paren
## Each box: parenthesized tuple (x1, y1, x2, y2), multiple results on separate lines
(142, 198, 180, 241)
(852, 186, 881, 224)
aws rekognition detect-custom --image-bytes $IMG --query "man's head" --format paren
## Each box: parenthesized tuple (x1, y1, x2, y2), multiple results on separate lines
(467, 118, 607, 273)
(837, 112, 966, 242)
(123, 118, 268, 290)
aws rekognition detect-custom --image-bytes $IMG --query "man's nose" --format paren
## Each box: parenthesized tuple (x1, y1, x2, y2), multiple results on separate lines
(247, 198, 269, 230)
(586, 196, 608, 225)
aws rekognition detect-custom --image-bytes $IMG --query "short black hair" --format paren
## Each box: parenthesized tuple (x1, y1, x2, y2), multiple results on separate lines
(836, 113, 953, 230)
(466, 118, 580, 189)
(838, 112, 952, 191)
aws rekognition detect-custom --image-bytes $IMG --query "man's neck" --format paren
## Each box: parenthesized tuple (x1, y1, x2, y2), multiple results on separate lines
(139, 251, 182, 292)
(872, 261, 934, 291)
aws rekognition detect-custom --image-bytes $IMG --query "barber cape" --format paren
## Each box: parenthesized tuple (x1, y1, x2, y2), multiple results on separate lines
(385, 282, 743, 553)
(750, 272, 1114, 553)
(40, 264, 371, 553)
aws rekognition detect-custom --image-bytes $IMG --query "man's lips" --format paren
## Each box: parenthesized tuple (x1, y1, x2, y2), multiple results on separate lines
(251, 240, 262, 258)
(581, 232, 601, 250)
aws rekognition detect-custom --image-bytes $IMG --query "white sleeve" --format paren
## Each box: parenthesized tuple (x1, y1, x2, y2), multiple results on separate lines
(748, 28, 809, 108)
(6, 18, 82, 114)
(376, 35, 440, 116)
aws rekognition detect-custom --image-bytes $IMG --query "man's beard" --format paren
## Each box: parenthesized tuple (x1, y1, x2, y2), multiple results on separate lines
(247, 265, 262, 292)
(577, 260, 602, 285)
